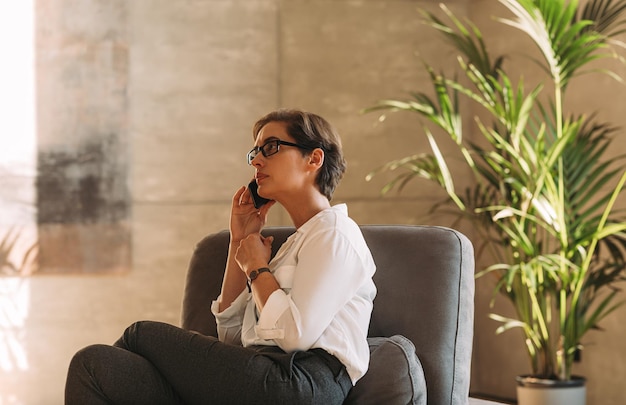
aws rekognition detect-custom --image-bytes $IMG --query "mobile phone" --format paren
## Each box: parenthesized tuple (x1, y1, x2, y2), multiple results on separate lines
(248, 180, 271, 209)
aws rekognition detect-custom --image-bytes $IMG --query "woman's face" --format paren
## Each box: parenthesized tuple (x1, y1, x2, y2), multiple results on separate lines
(250, 121, 313, 200)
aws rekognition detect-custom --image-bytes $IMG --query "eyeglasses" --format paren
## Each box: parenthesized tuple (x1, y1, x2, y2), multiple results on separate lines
(247, 139, 316, 165)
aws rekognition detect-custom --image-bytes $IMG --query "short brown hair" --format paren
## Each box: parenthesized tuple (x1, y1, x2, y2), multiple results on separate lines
(253, 109, 346, 200)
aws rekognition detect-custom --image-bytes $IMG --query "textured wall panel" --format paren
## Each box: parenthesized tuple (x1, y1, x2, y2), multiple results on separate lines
(130, 0, 279, 203)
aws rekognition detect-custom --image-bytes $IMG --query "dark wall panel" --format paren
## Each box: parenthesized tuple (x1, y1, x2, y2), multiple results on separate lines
(35, 0, 130, 273)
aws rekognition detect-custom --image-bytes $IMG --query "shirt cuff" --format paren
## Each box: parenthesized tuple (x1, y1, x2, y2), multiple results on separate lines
(255, 289, 293, 340)
(211, 290, 248, 328)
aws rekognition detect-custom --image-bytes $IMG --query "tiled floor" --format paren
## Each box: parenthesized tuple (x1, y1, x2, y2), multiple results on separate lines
(470, 398, 510, 405)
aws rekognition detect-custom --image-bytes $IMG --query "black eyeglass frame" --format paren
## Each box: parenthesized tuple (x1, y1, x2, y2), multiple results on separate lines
(247, 139, 317, 165)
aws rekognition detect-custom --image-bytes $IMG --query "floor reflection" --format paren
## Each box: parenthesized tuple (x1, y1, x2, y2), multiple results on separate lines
(0, 278, 29, 373)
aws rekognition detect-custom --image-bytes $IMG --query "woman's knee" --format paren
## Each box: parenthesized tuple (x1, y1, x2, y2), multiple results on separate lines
(67, 344, 113, 382)
(115, 320, 189, 352)
(114, 320, 154, 349)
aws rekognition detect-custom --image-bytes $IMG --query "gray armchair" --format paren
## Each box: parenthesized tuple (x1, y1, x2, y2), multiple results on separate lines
(181, 225, 475, 405)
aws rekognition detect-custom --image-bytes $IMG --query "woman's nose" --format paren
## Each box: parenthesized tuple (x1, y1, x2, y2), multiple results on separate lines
(251, 153, 264, 167)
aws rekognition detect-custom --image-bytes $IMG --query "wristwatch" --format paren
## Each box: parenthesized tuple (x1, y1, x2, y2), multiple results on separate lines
(248, 267, 271, 283)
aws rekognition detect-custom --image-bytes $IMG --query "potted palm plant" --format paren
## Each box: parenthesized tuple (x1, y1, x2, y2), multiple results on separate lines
(365, 0, 626, 403)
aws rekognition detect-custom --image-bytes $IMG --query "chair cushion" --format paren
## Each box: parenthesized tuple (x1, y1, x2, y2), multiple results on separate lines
(344, 335, 426, 405)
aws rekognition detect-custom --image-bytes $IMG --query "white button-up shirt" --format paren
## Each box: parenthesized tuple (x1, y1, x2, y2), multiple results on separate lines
(211, 204, 377, 384)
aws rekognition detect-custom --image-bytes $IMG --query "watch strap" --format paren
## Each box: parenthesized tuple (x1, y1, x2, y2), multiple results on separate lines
(246, 267, 271, 292)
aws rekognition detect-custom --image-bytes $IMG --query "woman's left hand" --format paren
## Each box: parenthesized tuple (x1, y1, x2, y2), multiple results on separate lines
(235, 233, 274, 275)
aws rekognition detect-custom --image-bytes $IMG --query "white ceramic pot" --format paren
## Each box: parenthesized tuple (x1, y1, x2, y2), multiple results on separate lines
(516, 375, 586, 405)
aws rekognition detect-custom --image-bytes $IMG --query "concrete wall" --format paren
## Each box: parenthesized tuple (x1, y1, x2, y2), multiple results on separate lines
(2, 0, 626, 403)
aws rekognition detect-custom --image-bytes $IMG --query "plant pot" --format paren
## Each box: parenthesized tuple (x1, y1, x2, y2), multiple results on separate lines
(516, 375, 586, 405)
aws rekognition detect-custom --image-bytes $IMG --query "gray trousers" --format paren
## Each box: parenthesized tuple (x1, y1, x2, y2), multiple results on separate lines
(64, 321, 352, 405)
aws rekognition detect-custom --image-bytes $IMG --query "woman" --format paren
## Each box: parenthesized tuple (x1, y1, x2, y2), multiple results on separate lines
(65, 109, 377, 404)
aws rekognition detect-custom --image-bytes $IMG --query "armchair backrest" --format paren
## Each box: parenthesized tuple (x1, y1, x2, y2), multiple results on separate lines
(181, 225, 475, 405)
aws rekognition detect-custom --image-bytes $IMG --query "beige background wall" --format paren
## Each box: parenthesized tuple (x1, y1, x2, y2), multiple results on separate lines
(2, 0, 626, 403)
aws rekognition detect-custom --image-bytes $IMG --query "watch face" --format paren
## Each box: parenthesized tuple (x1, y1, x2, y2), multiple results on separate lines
(249, 267, 270, 282)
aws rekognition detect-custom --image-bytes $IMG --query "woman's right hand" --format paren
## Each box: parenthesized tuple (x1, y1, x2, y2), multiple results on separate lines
(229, 185, 275, 243)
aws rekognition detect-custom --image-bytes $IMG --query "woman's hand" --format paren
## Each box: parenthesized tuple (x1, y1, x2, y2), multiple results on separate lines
(229, 185, 275, 243)
(235, 233, 274, 275)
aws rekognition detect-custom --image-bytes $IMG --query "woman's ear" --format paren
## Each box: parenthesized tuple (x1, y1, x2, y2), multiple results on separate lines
(308, 148, 324, 169)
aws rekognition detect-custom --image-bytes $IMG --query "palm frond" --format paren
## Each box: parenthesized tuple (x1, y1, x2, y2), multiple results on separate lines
(578, 0, 626, 37)
(421, 4, 503, 78)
